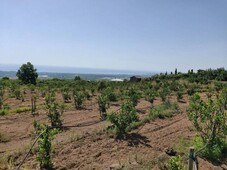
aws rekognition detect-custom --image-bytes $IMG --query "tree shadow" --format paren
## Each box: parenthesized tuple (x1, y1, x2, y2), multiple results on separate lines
(136, 109, 146, 114)
(111, 103, 120, 107)
(178, 99, 186, 103)
(116, 133, 151, 148)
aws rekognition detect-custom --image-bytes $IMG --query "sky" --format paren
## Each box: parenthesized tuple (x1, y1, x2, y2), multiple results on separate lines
(0, 0, 227, 73)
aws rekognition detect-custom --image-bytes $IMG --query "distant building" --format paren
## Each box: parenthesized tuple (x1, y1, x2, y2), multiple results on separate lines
(111, 78, 124, 82)
(130, 76, 142, 82)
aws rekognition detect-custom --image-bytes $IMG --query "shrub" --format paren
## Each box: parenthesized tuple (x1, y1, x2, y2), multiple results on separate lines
(187, 91, 227, 161)
(126, 88, 140, 107)
(45, 92, 64, 127)
(193, 136, 227, 161)
(176, 90, 184, 102)
(145, 88, 156, 106)
(102, 87, 117, 102)
(73, 91, 85, 109)
(166, 155, 185, 170)
(149, 101, 179, 120)
(107, 101, 138, 135)
(61, 87, 71, 103)
(159, 87, 170, 102)
(98, 95, 109, 120)
(34, 122, 58, 169)
(0, 104, 10, 116)
(97, 81, 106, 91)
(14, 89, 21, 100)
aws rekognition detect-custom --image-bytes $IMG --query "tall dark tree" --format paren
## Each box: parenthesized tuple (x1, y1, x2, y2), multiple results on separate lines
(16, 62, 38, 84)
(175, 68, 178, 75)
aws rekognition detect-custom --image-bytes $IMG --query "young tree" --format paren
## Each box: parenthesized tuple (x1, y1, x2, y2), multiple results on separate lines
(73, 91, 85, 109)
(97, 95, 109, 120)
(16, 62, 38, 85)
(108, 101, 138, 135)
(45, 92, 64, 127)
(34, 122, 58, 169)
(187, 91, 227, 159)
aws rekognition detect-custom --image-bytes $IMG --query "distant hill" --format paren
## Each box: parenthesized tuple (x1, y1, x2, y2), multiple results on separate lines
(0, 64, 155, 80)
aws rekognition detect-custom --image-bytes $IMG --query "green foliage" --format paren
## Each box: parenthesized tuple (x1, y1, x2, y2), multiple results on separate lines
(74, 76, 81, 81)
(73, 91, 85, 109)
(0, 104, 10, 116)
(193, 136, 227, 161)
(145, 88, 156, 106)
(150, 101, 179, 119)
(16, 62, 38, 85)
(45, 92, 64, 127)
(166, 156, 185, 170)
(13, 106, 31, 113)
(97, 81, 106, 91)
(214, 81, 225, 92)
(97, 94, 109, 120)
(0, 87, 4, 110)
(187, 91, 227, 160)
(34, 122, 58, 169)
(159, 87, 170, 102)
(176, 90, 184, 102)
(126, 88, 140, 106)
(14, 89, 21, 100)
(107, 101, 138, 135)
(102, 87, 117, 102)
(61, 87, 71, 103)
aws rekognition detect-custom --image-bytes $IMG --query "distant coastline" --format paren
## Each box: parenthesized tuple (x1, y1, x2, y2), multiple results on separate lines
(0, 64, 156, 80)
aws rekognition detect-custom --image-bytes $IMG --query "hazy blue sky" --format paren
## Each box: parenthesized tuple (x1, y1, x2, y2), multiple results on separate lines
(1, 0, 227, 72)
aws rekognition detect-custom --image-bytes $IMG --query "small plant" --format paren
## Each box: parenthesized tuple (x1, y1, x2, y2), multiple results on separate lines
(61, 87, 71, 103)
(0, 87, 4, 109)
(97, 95, 109, 120)
(97, 81, 106, 91)
(149, 101, 179, 119)
(34, 122, 58, 169)
(107, 101, 138, 135)
(73, 91, 85, 109)
(102, 87, 117, 102)
(166, 156, 185, 170)
(0, 104, 10, 116)
(0, 98, 3, 110)
(13, 106, 31, 113)
(176, 90, 184, 102)
(187, 88, 195, 96)
(45, 92, 64, 127)
(126, 88, 140, 107)
(145, 88, 156, 106)
(159, 87, 170, 103)
(14, 88, 21, 100)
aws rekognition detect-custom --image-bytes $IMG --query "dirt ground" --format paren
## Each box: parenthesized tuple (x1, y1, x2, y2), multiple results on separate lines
(0, 93, 226, 170)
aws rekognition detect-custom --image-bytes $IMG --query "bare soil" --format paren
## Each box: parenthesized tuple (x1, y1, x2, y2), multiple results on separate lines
(0, 94, 226, 170)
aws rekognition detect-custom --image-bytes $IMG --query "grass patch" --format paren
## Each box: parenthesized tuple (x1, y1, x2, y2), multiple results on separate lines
(0, 132, 10, 143)
(10, 106, 31, 113)
(0, 104, 10, 116)
(0, 155, 13, 170)
(127, 101, 180, 131)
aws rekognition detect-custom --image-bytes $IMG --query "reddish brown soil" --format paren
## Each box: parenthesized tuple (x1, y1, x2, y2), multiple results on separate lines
(0, 94, 226, 170)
